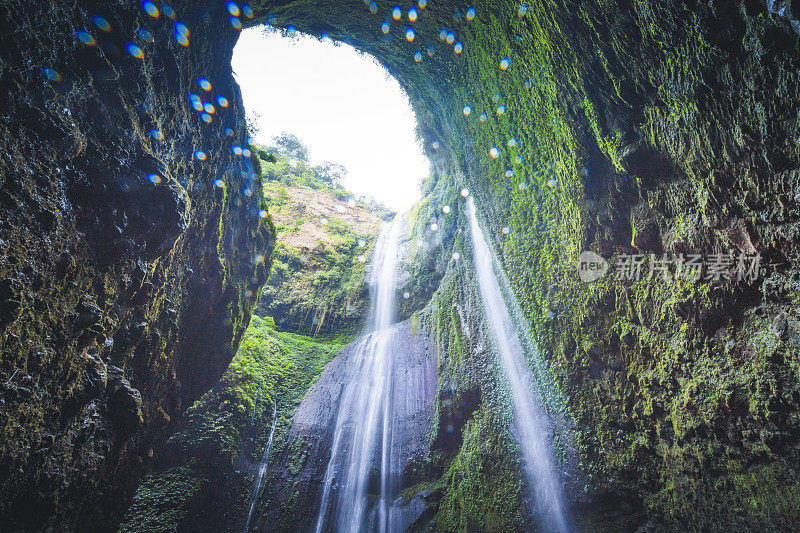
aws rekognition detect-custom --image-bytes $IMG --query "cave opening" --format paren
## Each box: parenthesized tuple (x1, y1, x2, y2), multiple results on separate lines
(232, 26, 430, 212)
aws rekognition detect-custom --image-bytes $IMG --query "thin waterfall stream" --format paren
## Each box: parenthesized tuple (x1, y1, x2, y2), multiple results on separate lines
(314, 215, 404, 533)
(466, 197, 570, 532)
(243, 402, 279, 532)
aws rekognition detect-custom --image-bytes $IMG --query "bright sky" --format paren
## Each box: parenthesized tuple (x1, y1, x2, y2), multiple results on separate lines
(232, 27, 429, 211)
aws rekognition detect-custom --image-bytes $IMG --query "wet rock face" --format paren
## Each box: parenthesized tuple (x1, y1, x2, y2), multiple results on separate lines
(4, 0, 800, 529)
(0, 1, 273, 529)
(259, 321, 437, 532)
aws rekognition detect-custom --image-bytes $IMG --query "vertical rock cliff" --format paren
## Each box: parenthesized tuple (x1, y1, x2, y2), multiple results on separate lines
(4, 0, 800, 530)
(0, 1, 273, 529)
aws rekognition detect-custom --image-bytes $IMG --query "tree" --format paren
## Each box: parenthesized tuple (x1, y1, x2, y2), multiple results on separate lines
(313, 162, 348, 186)
(272, 132, 309, 161)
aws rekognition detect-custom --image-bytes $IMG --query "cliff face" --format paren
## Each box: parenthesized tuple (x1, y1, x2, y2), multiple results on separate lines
(260, 1, 800, 529)
(0, 1, 273, 530)
(259, 320, 438, 532)
(119, 315, 348, 532)
(5, 0, 800, 530)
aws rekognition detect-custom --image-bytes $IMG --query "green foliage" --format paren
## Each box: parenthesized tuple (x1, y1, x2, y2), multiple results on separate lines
(120, 316, 348, 532)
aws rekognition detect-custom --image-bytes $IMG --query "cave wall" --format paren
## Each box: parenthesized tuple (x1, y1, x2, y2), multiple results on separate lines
(252, 0, 800, 529)
(0, 1, 273, 530)
(3, 0, 800, 530)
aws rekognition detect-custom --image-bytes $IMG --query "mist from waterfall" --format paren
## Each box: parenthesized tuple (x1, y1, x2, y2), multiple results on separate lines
(314, 215, 404, 533)
(466, 197, 569, 532)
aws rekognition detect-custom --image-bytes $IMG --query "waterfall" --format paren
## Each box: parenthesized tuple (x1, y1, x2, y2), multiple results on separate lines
(243, 403, 279, 532)
(466, 197, 569, 532)
(314, 215, 404, 533)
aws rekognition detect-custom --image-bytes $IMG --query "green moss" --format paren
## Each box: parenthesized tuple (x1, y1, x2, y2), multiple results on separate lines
(120, 316, 347, 532)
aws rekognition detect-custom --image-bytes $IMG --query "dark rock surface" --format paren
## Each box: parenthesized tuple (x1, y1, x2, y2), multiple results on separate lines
(0, 1, 273, 530)
(256, 320, 438, 532)
(5, 0, 800, 529)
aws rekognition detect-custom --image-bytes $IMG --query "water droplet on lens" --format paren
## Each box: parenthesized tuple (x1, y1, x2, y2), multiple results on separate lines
(92, 15, 111, 32)
(161, 4, 175, 19)
(461, 188, 470, 197)
(515, 155, 523, 164)
(518, 3, 529, 17)
(439, 29, 447, 41)
(406, 27, 415, 41)
(502, 226, 510, 234)
(505, 169, 514, 178)
(197, 77, 211, 91)
(150, 129, 164, 140)
(174, 30, 189, 46)
(392, 6, 402, 20)
(369, 1, 378, 14)
(224, 127, 234, 137)
(463, 105, 471, 116)
(403, 291, 411, 299)
(547, 177, 557, 188)
(452, 252, 460, 260)
(126, 43, 144, 58)
(230, 16, 242, 29)
(414, 51, 422, 62)
(479, 113, 487, 122)
(243, 4, 253, 18)
(408, 7, 418, 21)
(427, 45, 435, 56)
(137, 28, 153, 42)
(216, 95, 229, 107)
(267, 13, 277, 25)
(497, 104, 506, 115)
(76, 30, 96, 46)
(200, 112, 212, 123)
(519, 182, 528, 190)
(147, 173, 162, 184)
(141, 1, 159, 17)
(430, 223, 439, 231)
(232, 145, 242, 155)
(381, 21, 390, 34)
(203, 103, 215, 114)
(174, 21, 189, 37)
(226, 1, 240, 16)
(454, 41, 463, 54)
(442, 205, 451, 214)
(259, 209, 268, 218)
(214, 179, 225, 187)
(508, 138, 518, 147)
(242, 148, 251, 158)
(194, 150, 207, 160)
(490, 147, 500, 158)
(418, 0, 427, 7)
(432, 141, 440, 150)
(500, 57, 510, 70)
(446, 31, 455, 44)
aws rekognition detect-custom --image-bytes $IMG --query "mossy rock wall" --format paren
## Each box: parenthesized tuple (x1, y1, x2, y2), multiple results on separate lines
(119, 316, 347, 532)
(254, 0, 800, 529)
(4, 0, 800, 530)
(0, 1, 273, 530)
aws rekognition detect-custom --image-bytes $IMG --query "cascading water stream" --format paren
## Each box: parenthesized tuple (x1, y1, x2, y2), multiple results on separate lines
(314, 215, 404, 533)
(466, 197, 569, 532)
(243, 402, 279, 532)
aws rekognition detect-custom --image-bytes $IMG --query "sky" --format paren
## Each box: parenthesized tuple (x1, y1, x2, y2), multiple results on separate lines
(232, 27, 429, 211)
